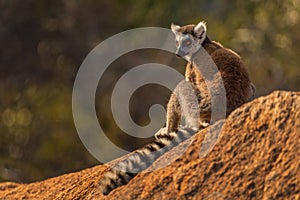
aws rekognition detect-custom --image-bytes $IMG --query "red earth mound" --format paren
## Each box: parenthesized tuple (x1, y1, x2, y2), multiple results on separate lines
(0, 90, 299, 199)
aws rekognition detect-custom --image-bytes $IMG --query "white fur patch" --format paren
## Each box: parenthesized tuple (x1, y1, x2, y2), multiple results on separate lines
(171, 23, 180, 34)
(159, 138, 171, 146)
(194, 21, 207, 38)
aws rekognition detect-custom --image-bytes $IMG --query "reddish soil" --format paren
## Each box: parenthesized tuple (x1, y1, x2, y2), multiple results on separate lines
(0, 90, 299, 200)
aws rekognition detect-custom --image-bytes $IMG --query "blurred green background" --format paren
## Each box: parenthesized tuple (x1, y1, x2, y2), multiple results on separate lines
(0, 0, 299, 183)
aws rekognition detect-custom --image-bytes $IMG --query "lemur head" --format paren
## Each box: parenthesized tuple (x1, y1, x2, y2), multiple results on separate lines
(171, 21, 207, 62)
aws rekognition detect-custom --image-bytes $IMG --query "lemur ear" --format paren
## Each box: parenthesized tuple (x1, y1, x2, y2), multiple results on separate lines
(194, 21, 207, 39)
(171, 23, 180, 34)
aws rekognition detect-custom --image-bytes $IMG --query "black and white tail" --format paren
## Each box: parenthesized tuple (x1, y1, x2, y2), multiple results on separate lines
(99, 126, 199, 195)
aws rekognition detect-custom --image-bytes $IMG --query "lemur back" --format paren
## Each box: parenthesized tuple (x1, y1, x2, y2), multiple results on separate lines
(99, 21, 255, 195)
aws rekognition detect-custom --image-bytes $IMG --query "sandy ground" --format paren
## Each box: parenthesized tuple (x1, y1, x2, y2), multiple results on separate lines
(0, 90, 299, 200)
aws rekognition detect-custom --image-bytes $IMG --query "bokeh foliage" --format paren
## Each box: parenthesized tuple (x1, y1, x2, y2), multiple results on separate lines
(0, 0, 299, 182)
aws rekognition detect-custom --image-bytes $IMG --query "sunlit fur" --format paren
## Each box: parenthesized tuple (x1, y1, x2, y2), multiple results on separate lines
(98, 21, 256, 195)
(166, 21, 256, 134)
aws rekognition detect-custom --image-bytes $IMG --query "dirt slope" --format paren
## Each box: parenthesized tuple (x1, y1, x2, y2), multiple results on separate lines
(0, 90, 299, 200)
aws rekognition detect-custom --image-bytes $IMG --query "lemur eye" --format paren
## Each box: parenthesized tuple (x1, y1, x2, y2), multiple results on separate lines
(185, 40, 191, 46)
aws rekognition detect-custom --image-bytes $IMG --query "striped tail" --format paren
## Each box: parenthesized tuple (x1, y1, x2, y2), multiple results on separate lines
(99, 126, 198, 195)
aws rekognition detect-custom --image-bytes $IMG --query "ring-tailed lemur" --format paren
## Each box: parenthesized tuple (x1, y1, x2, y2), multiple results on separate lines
(99, 21, 256, 195)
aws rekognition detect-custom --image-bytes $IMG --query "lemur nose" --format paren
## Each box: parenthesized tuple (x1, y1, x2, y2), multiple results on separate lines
(176, 49, 186, 58)
(175, 50, 183, 58)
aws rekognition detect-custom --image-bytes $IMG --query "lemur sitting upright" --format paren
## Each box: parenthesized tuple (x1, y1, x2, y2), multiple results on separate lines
(99, 21, 256, 195)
